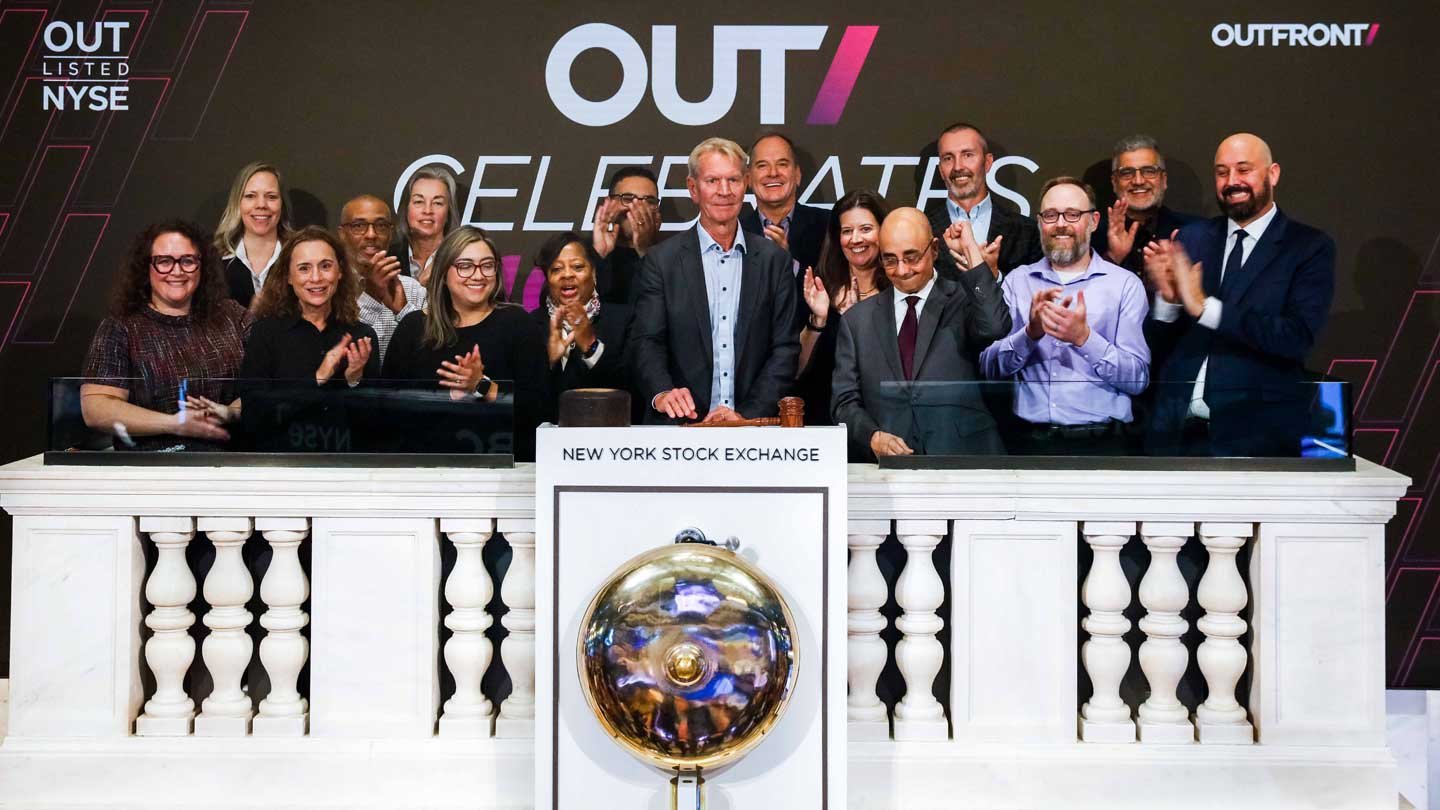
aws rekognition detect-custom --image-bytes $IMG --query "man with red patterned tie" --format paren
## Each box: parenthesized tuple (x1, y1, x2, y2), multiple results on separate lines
(831, 207, 1012, 459)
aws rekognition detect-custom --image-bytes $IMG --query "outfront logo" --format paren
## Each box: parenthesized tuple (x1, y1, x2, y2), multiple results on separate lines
(40, 20, 131, 110)
(1211, 22, 1379, 47)
(545, 24, 878, 127)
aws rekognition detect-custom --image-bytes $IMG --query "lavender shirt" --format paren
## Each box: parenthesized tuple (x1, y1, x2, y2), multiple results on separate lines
(979, 252, 1150, 424)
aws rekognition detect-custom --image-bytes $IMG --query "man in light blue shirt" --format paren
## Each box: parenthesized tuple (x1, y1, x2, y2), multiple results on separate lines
(630, 138, 799, 423)
(980, 177, 1149, 451)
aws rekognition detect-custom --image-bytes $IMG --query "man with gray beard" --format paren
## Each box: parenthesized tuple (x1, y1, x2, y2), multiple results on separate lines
(980, 177, 1150, 453)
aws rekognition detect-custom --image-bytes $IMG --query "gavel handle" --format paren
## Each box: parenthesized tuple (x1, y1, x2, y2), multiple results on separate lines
(680, 417, 781, 428)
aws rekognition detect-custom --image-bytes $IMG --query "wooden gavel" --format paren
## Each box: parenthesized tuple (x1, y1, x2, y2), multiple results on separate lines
(681, 397, 804, 428)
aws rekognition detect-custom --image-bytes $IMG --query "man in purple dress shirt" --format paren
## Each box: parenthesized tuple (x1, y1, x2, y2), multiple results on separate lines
(979, 177, 1150, 453)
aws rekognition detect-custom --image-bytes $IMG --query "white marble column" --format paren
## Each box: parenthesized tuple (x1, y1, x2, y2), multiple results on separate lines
(252, 517, 310, 736)
(848, 521, 891, 740)
(1080, 522, 1137, 743)
(136, 516, 197, 736)
(1195, 522, 1254, 744)
(496, 519, 536, 738)
(440, 518, 495, 737)
(1137, 522, 1195, 743)
(194, 517, 255, 736)
(893, 519, 948, 740)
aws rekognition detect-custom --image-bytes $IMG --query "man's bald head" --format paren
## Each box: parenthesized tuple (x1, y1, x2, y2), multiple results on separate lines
(337, 194, 395, 267)
(879, 208, 937, 294)
(1214, 132, 1281, 225)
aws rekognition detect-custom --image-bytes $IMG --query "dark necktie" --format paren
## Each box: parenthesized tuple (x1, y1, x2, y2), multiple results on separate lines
(1221, 229, 1247, 290)
(899, 295, 920, 380)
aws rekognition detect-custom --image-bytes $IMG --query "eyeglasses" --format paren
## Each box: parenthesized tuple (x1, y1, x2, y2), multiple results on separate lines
(1037, 209, 1097, 225)
(878, 242, 933, 270)
(453, 258, 498, 278)
(1113, 166, 1163, 181)
(611, 192, 660, 207)
(340, 219, 393, 237)
(150, 254, 201, 274)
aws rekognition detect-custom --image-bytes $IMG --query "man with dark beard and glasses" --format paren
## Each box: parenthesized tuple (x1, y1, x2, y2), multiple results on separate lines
(924, 122, 1042, 279)
(1092, 135, 1199, 276)
(980, 177, 1149, 454)
(1141, 133, 1335, 456)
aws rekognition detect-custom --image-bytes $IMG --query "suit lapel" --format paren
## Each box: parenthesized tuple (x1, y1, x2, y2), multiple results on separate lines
(1221, 210, 1286, 302)
(1201, 219, 1225, 299)
(682, 228, 714, 360)
(735, 241, 761, 364)
(873, 289, 903, 380)
(910, 277, 951, 376)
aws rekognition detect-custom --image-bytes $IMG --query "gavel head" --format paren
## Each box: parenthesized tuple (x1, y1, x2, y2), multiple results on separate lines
(777, 397, 804, 428)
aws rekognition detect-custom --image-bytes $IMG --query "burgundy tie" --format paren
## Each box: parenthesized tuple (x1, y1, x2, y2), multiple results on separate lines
(899, 295, 920, 379)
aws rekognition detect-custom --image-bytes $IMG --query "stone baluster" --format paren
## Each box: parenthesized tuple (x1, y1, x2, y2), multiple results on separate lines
(136, 516, 198, 735)
(439, 518, 496, 737)
(1137, 522, 1195, 743)
(1080, 522, 1138, 742)
(848, 521, 891, 740)
(252, 517, 310, 736)
(194, 518, 255, 736)
(1195, 523, 1255, 744)
(893, 520, 948, 740)
(495, 520, 536, 738)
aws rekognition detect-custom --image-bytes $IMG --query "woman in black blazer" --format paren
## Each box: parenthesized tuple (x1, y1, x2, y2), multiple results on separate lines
(528, 232, 632, 423)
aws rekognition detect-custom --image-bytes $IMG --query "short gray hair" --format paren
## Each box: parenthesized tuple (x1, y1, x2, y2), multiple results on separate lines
(687, 137, 748, 178)
(1111, 134, 1166, 171)
(395, 165, 460, 246)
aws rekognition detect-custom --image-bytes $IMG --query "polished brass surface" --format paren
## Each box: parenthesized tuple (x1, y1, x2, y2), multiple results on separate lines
(577, 543, 799, 772)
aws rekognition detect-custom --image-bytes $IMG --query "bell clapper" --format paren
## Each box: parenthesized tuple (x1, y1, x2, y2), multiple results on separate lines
(671, 768, 704, 810)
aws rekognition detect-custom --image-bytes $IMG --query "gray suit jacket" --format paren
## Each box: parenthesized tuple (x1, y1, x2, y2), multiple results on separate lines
(628, 226, 799, 423)
(831, 264, 1012, 458)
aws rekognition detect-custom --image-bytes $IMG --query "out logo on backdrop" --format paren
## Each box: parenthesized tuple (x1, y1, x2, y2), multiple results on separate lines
(1211, 22, 1379, 47)
(545, 23, 878, 127)
(40, 20, 130, 110)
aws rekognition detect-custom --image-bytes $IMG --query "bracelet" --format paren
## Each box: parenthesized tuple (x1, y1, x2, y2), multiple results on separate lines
(804, 315, 826, 332)
(581, 338, 602, 359)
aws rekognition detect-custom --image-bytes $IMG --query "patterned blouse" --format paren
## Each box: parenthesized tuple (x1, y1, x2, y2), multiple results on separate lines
(81, 300, 251, 448)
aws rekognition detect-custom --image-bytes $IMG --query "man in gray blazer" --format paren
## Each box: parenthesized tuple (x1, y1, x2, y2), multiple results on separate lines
(630, 137, 799, 423)
(832, 208, 1012, 458)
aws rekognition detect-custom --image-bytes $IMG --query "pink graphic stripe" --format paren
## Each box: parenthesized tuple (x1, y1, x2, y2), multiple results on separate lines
(0, 280, 30, 351)
(1366, 24, 1380, 47)
(805, 26, 878, 126)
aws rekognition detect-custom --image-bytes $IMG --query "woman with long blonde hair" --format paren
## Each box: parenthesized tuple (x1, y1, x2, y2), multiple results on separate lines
(215, 161, 291, 307)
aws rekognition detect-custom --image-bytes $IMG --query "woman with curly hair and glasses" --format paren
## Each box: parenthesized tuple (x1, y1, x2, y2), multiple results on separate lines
(80, 219, 251, 450)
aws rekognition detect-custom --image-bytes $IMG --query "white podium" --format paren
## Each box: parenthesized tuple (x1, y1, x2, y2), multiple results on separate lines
(534, 425, 848, 810)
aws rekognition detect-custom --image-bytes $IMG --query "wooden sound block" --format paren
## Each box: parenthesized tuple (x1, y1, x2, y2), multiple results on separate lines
(559, 388, 631, 427)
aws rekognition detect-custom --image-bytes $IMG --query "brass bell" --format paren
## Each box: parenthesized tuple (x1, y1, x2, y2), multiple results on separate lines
(576, 538, 800, 809)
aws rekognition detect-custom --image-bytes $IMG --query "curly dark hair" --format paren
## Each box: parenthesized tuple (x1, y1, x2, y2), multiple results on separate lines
(251, 226, 362, 324)
(109, 220, 229, 323)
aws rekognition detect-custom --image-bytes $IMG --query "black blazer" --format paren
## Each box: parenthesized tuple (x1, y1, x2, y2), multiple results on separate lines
(223, 255, 257, 308)
(530, 302, 633, 422)
(739, 202, 829, 272)
(926, 196, 1042, 279)
(1145, 208, 1336, 456)
(741, 202, 828, 325)
(1091, 205, 1201, 275)
(629, 226, 799, 422)
(832, 267, 1012, 459)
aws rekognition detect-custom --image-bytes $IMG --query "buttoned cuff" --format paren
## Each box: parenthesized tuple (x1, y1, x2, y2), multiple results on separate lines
(1074, 328, 1112, 364)
(1196, 297, 1222, 330)
(1151, 294, 1182, 322)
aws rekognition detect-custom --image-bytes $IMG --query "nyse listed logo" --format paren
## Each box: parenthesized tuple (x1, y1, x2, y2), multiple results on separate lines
(545, 24, 878, 127)
(41, 21, 131, 111)
(1211, 22, 1380, 47)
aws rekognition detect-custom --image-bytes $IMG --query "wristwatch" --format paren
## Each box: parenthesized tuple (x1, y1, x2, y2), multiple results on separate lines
(803, 315, 826, 332)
